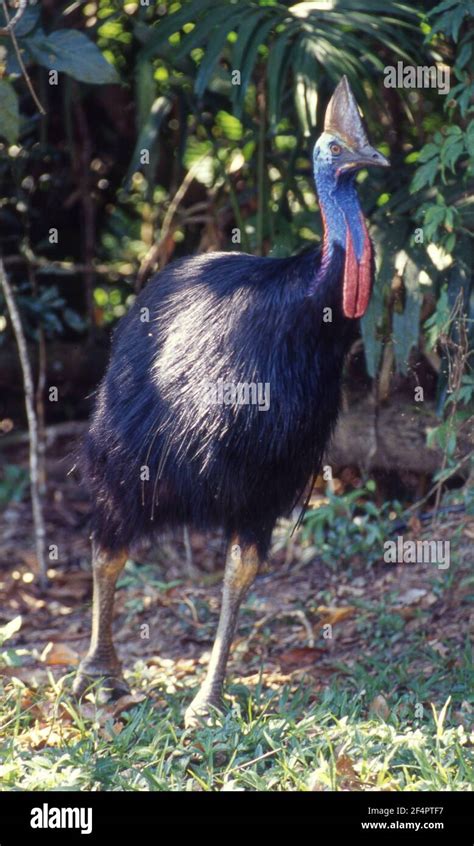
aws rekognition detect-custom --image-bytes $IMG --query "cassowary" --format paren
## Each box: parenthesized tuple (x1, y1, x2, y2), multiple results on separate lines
(73, 77, 389, 726)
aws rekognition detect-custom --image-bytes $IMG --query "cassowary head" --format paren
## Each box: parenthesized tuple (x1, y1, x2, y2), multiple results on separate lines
(312, 77, 389, 320)
(314, 76, 389, 179)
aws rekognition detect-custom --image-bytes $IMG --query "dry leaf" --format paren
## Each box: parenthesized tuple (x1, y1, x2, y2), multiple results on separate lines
(369, 693, 390, 720)
(336, 754, 362, 789)
(41, 641, 80, 666)
(25, 726, 71, 750)
(395, 606, 417, 621)
(408, 516, 422, 535)
(316, 605, 355, 625)
(396, 588, 426, 607)
(111, 693, 146, 717)
(100, 721, 124, 741)
(278, 647, 324, 671)
(428, 641, 448, 657)
(76, 701, 102, 721)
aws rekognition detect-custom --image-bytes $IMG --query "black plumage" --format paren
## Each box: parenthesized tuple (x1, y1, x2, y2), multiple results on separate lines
(84, 246, 353, 559)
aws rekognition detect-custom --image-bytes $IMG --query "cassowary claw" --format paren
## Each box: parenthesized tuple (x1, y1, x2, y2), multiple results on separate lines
(72, 660, 130, 704)
(184, 692, 224, 729)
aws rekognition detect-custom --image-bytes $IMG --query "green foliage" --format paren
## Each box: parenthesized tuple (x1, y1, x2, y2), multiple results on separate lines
(0, 464, 28, 505)
(1, 283, 85, 342)
(453, 372, 474, 406)
(0, 0, 471, 415)
(392, 254, 422, 373)
(409, 0, 473, 277)
(0, 80, 19, 144)
(302, 482, 403, 568)
(125, 95, 172, 187)
(25, 29, 120, 85)
(366, 0, 474, 378)
(1, 6, 119, 86)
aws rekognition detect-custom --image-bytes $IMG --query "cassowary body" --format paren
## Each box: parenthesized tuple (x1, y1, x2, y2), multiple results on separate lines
(86, 246, 351, 558)
(74, 77, 389, 726)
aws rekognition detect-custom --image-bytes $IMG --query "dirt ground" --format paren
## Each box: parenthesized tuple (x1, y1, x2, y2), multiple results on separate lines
(0, 428, 472, 707)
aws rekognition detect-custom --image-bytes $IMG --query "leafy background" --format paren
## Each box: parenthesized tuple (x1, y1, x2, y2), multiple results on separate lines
(0, 0, 472, 410)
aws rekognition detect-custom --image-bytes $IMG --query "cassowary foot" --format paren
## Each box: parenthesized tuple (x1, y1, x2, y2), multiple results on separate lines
(72, 658, 130, 704)
(184, 690, 224, 729)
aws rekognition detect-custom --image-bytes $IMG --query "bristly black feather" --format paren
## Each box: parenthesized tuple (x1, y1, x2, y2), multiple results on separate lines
(82, 245, 355, 560)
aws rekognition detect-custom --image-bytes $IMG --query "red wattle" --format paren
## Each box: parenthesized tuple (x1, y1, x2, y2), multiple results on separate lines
(342, 215, 372, 319)
(342, 226, 359, 318)
(355, 215, 372, 317)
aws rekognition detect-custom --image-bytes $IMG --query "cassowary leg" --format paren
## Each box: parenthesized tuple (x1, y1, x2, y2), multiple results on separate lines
(73, 543, 129, 702)
(185, 537, 260, 728)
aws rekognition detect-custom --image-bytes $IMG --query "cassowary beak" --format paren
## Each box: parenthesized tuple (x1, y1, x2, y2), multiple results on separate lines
(324, 76, 390, 170)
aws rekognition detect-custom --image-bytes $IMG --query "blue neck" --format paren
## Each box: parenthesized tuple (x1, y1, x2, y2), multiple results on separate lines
(314, 165, 365, 261)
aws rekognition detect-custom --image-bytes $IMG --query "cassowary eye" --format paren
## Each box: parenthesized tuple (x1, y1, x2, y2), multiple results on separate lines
(330, 142, 341, 155)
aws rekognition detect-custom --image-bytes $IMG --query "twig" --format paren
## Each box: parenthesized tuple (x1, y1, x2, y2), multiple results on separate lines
(433, 293, 470, 518)
(221, 746, 282, 776)
(0, 0, 26, 34)
(21, 242, 48, 494)
(2, 254, 129, 277)
(243, 608, 315, 650)
(136, 153, 209, 291)
(0, 0, 45, 115)
(0, 257, 47, 585)
(256, 77, 266, 255)
(0, 419, 87, 449)
(183, 526, 197, 580)
(406, 451, 472, 517)
(74, 90, 96, 329)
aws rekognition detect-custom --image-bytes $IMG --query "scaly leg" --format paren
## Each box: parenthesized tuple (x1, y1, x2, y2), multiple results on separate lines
(185, 537, 261, 728)
(73, 542, 129, 702)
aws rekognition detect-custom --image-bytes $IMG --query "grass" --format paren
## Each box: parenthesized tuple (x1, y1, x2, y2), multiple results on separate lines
(0, 625, 472, 791)
(0, 684, 471, 791)
(0, 486, 472, 792)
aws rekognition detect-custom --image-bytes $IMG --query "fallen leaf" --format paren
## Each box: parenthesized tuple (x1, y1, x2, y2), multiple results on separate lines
(369, 694, 390, 720)
(394, 606, 417, 621)
(316, 605, 355, 626)
(21, 725, 76, 750)
(421, 592, 438, 608)
(100, 720, 124, 741)
(408, 516, 422, 535)
(76, 701, 101, 721)
(111, 693, 146, 717)
(278, 647, 324, 671)
(336, 754, 362, 790)
(0, 614, 22, 641)
(395, 588, 426, 607)
(428, 640, 448, 657)
(41, 642, 80, 666)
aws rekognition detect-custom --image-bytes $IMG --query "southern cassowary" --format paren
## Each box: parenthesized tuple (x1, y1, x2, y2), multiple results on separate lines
(73, 77, 389, 726)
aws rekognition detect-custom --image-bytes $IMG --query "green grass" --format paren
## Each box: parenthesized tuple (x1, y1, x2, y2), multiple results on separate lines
(0, 640, 472, 791)
(1, 486, 472, 791)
